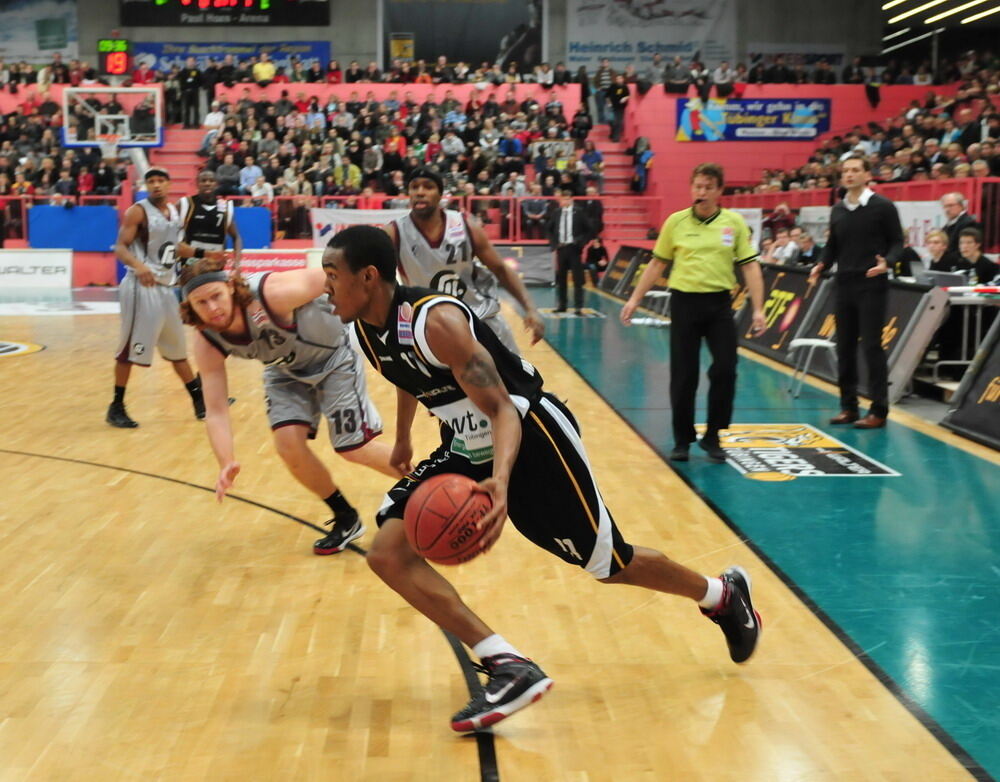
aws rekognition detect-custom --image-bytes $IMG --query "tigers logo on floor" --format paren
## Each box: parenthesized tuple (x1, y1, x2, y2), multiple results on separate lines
(695, 423, 900, 481)
(0, 341, 44, 358)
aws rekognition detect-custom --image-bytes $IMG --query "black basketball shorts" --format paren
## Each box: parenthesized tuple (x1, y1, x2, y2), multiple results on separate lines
(376, 393, 635, 579)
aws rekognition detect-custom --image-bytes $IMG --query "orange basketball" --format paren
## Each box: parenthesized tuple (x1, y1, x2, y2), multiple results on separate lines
(403, 474, 495, 565)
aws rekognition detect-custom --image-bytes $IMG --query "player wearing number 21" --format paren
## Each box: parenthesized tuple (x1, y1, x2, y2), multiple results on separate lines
(178, 260, 405, 554)
(322, 225, 762, 733)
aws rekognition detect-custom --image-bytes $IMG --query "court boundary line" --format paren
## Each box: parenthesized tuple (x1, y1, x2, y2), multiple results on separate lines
(532, 319, 994, 782)
(0, 447, 499, 782)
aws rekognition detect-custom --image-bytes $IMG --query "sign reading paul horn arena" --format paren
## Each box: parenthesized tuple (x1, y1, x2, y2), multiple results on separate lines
(676, 97, 831, 142)
(120, 0, 330, 26)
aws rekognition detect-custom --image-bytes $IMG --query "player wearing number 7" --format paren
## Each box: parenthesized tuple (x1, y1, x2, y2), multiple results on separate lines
(322, 225, 762, 733)
(178, 259, 406, 554)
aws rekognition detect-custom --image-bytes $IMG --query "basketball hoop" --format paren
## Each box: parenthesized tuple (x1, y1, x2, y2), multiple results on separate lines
(97, 134, 121, 160)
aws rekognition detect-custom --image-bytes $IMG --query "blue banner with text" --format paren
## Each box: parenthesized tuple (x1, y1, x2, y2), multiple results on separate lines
(675, 98, 831, 142)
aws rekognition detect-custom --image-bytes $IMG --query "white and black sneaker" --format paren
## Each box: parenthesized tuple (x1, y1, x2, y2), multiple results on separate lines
(451, 654, 554, 732)
(701, 566, 762, 663)
(314, 512, 365, 555)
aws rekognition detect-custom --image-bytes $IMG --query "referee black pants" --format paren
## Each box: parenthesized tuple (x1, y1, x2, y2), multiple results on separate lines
(834, 275, 889, 418)
(669, 290, 737, 445)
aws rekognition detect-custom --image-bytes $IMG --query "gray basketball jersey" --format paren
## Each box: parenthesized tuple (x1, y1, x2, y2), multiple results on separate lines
(129, 199, 181, 286)
(200, 273, 349, 381)
(394, 210, 502, 320)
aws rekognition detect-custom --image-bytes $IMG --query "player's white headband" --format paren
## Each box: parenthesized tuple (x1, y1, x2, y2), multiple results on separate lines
(182, 271, 229, 300)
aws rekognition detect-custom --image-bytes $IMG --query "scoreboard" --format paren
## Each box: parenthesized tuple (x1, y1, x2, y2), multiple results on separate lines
(98, 39, 132, 76)
(120, 0, 331, 26)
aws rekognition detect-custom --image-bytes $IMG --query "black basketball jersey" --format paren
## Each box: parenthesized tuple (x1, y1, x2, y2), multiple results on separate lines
(353, 286, 543, 463)
(179, 196, 233, 251)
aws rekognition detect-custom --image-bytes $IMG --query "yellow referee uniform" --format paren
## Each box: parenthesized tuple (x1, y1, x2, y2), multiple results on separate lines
(654, 207, 757, 448)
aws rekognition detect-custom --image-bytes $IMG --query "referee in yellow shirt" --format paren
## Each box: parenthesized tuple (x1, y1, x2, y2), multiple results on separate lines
(621, 163, 766, 462)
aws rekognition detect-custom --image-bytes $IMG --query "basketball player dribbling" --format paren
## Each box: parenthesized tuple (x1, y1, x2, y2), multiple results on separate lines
(178, 259, 406, 554)
(322, 226, 762, 732)
(107, 168, 205, 428)
(384, 166, 544, 354)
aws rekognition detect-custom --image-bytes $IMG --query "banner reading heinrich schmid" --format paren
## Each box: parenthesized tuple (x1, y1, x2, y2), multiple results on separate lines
(566, 0, 735, 72)
(676, 97, 831, 142)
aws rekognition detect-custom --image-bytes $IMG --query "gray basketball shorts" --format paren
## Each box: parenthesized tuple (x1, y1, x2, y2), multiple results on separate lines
(115, 273, 187, 366)
(265, 346, 383, 452)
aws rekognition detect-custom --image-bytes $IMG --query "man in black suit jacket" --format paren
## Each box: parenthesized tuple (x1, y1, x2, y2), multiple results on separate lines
(940, 192, 980, 252)
(581, 186, 604, 237)
(547, 190, 592, 313)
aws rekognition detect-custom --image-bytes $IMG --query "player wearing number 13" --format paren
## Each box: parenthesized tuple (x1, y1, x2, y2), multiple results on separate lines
(178, 260, 405, 554)
(322, 226, 762, 733)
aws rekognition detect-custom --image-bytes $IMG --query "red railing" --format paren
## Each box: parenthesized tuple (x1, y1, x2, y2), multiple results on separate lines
(221, 194, 669, 244)
(0, 193, 129, 242)
(726, 177, 1000, 251)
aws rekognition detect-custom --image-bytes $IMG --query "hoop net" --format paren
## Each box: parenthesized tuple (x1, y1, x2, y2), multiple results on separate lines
(97, 134, 121, 159)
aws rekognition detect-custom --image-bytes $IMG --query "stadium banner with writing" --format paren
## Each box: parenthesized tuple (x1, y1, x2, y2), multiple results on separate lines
(310, 208, 411, 248)
(599, 245, 642, 296)
(0, 0, 78, 63)
(942, 317, 1000, 451)
(0, 249, 73, 290)
(746, 43, 847, 69)
(793, 278, 946, 403)
(736, 263, 827, 363)
(676, 97, 831, 142)
(132, 42, 331, 75)
(566, 0, 735, 71)
(383, 0, 542, 71)
(237, 251, 308, 276)
(120, 0, 330, 26)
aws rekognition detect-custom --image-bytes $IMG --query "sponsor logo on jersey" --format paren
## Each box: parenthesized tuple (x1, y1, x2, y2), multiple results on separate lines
(250, 306, 270, 328)
(430, 270, 467, 300)
(398, 301, 414, 345)
(697, 423, 899, 481)
(721, 226, 735, 247)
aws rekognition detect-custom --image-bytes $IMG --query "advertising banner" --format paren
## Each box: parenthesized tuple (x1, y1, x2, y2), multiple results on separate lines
(384, 0, 542, 71)
(0, 0, 78, 63)
(566, 0, 735, 71)
(310, 208, 411, 248)
(238, 250, 309, 276)
(942, 317, 1000, 451)
(676, 97, 831, 142)
(736, 263, 825, 362)
(0, 249, 73, 290)
(132, 42, 331, 75)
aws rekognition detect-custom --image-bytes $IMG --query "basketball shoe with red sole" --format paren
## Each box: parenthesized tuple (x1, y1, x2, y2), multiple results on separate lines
(451, 654, 554, 732)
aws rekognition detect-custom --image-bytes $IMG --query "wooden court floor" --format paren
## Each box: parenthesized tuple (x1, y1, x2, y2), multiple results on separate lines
(0, 308, 979, 781)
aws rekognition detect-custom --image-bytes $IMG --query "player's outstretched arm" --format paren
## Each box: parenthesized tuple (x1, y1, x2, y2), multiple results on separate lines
(115, 204, 155, 287)
(423, 304, 521, 549)
(193, 333, 239, 501)
(259, 268, 328, 321)
(228, 216, 243, 270)
(467, 218, 544, 345)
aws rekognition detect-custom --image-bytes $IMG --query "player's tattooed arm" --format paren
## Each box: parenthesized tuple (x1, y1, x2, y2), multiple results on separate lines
(460, 350, 502, 388)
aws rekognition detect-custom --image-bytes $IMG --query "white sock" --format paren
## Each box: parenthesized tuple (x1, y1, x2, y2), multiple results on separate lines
(472, 634, 524, 660)
(697, 577, 724, 609)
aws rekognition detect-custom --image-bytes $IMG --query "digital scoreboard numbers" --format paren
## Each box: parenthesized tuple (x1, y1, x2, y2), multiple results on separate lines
(119, 0, 331, 26)
(98, 39, 132, 75)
